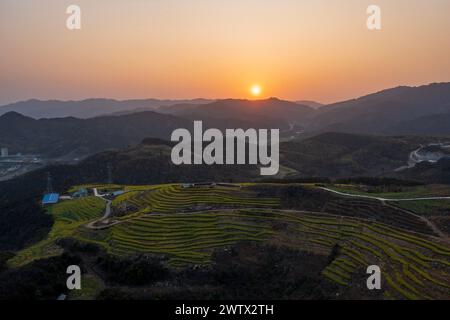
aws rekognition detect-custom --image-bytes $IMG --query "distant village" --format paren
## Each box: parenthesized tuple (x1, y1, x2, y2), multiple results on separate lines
(0, 147, 45, 181)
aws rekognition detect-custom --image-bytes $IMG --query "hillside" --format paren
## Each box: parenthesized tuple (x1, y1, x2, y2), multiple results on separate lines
(0, 131, 442, 252)
(295, 100, 324, 109)
(159, 98, 316, 130)
(2, 131, 450, 300)
(0, 98, 317, 159)
(4, 182, 450, 300)
(281, 132, 435, 177)
(0, 137, 260, 251)
(0, 111, 191, 158)
(308, 83, 450, 135)
(394, 114, 450, 136)
(392, 158, 450, 184)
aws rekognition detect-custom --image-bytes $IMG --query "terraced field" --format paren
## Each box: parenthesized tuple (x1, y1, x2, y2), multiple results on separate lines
(103, 208, 450, 299)
(9, 184, 279, 266)
(114, 184, 280, 214)
(323, 198, 435, 235)
(108, 184, 450, 299)
(110, 211, 274, 266)
(8, 183, 450, 299)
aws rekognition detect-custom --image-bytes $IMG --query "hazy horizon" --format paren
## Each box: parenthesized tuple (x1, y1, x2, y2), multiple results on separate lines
(1, 0, 450, 105)
(4, 81, 450, 109)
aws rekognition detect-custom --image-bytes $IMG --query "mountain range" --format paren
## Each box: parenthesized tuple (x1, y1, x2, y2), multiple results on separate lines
(0, 98, 319, 158)
(1, 82, 450, 160)
(0, 98, 213, 119)
(295, 100, 324, 109)
(0, 111, 191, 158)
(2, 83, 449, 135)
(158, 97, 316, 129)
(307, 82, 450, 135)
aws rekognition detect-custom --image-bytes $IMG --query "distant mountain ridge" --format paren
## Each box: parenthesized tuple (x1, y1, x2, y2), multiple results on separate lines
(0, 97, 318, 159)
(0, 98, 213, 119)
(280, 132, 435, 178)
(3, 82, 450, 161)
(0, 110, 191, 158)
(295, 100, 324, 109)
(308, 82, 450, 135)
(159, 97, 317, 130)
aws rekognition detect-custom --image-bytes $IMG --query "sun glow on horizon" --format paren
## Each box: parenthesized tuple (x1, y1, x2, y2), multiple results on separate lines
(250, 85, 262, 97)
(1, 1, 449, 105)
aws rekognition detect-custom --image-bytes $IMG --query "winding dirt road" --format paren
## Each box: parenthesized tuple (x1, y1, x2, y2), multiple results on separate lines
(86, 188, 119, 229)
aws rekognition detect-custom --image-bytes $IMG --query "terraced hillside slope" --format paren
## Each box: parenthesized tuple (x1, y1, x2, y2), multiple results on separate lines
(9, 183, 450, 299)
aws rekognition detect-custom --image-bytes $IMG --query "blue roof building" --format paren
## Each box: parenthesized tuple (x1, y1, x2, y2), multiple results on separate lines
(42, 193, 60, 205)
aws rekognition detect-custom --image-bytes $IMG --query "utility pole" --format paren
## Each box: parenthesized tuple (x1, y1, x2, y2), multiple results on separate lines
(46, 172, 53, 193)
(107, 163, 113, 184)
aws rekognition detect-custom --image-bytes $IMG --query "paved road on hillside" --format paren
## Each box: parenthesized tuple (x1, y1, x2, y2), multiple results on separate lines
(320, 187, 450, 243)
(319, 187, 450, 202)
(86, 188, 115, 229)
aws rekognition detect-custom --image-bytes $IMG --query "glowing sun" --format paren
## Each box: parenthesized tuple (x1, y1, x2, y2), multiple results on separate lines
(250, 85, 262, 97)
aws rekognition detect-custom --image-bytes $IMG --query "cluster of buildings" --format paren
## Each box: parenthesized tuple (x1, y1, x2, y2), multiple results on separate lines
(0, 146, 42, 164)
(42, 187, 125, 206)
(42, 188, 89, 206)
(0, 147, 46, 181)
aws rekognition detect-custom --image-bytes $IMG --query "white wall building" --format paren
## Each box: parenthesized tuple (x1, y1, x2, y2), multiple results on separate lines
(0, 148, 8, 157)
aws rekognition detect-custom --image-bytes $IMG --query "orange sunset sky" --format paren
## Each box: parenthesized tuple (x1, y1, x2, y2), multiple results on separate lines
(0, 0, 449, 105)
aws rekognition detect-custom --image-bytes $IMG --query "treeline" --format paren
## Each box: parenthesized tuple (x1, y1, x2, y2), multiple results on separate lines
(334, 177, 424, 186)
(260, 177, 331, 184)
(260, 176, 423, 186)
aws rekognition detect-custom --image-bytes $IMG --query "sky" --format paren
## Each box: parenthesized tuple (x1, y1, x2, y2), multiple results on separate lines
(0, 0, 449, 105)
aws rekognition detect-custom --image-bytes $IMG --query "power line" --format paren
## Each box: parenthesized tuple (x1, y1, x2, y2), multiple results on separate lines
(107, 163, 113, 184)
(46, 172, 53, 193)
